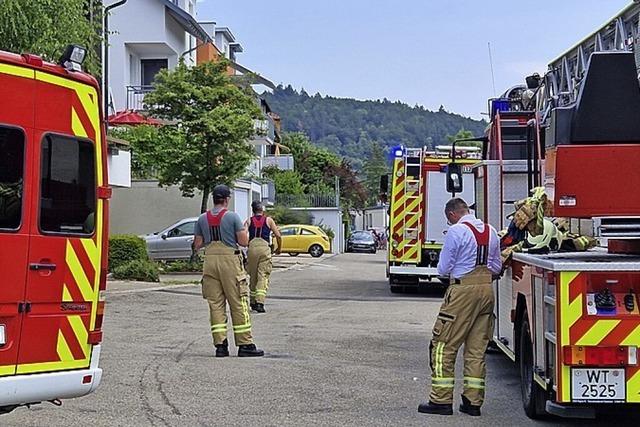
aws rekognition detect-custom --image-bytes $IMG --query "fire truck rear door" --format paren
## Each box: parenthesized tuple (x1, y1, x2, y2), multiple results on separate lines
(17, 76, 101, 374)
(0, 63, 35, 376)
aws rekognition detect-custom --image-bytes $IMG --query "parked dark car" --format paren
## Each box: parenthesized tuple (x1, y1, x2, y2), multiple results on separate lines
(346, 231, 377, 254)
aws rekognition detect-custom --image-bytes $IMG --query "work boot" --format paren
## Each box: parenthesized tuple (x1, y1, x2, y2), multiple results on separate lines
(459, 395, 481, 416)
(238, 344, 264, 357)
(250, 302, 257, 311)
(417, 401, 453, 415)
(254, 303, 266, 313)
(215, 339, 229, 358)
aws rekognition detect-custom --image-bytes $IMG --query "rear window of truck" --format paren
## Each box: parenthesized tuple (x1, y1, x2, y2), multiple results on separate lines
(40, 134, 96, 235)
(0, 126, 24, 230)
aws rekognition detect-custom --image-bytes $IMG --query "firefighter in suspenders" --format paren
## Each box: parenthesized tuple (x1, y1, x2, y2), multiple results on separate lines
(246, 201, 282, 313)
(193, 185, 264, 358)
(419, 198, 502, 417)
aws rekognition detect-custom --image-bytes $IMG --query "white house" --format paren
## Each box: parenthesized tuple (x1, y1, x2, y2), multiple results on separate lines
(105, 0, 210, 114)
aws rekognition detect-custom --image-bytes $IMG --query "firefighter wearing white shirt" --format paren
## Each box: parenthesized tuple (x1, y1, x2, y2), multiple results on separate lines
(419, 198, 502, 417)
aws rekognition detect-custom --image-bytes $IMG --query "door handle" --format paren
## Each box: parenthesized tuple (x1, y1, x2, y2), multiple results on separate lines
(29, 263, 57, 271)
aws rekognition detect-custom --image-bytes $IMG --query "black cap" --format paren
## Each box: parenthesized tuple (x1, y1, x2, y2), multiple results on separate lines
(251, 200, 264, 212)
(212, 184, 231, 199)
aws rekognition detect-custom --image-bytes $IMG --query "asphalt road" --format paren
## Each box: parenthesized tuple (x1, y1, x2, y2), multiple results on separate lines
(5, 253, 640, 426)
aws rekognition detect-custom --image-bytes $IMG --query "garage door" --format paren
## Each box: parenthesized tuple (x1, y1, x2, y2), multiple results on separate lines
(234, 189, 249, 222)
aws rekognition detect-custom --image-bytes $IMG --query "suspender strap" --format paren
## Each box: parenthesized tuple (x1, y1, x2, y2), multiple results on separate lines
(207, 209, 228, 242)
(250, 215, 266, 240)
(461, 222, 490, 266)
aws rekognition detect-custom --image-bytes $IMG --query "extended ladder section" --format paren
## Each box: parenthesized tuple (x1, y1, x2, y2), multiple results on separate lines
(544, 3, 640, 113)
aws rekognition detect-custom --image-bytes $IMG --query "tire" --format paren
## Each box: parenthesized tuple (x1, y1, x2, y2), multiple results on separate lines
(519, 313, 547, 419)
(390, 284, 403, 293)
(309, 244, 324, 258)
(288, 253, 299, 257)
(370, 248, 377, 254)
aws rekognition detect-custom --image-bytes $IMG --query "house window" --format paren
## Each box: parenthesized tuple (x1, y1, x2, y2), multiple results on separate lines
(0, 126, 25, 230)
(40, 134, 96, 235)
(141, 59, 168, 87)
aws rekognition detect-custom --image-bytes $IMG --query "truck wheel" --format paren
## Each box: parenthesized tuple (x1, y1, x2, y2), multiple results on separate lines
(519, 313, 547, 419)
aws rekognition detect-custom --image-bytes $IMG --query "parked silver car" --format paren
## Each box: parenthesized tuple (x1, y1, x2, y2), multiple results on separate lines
(144, 217, 198, 260)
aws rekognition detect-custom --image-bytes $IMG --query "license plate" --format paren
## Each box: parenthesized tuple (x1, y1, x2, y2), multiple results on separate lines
(0, 325, 5, 346)
(571, 368, 625, 402)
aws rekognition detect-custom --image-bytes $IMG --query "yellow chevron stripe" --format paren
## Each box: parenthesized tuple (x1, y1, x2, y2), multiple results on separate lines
(576, 320, 621, 346)
(560, 271, 580, 403)
(81, 238, 99, 269)
(62, 284, 74, 302)
(71, 107, 88, 138)
(622, 325, 640, 346)
(0, 63, 34, 79)
(0, 365, 15, 376)
(56, 330, 74, 362)
(68, 315, 89, 358)
(65, 240, 95, 302)
(627, 369, 640, 403)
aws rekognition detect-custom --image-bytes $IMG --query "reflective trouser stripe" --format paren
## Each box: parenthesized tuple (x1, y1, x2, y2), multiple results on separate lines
(233, 323, 251, 334)
(434, 342, 445, 378)
(432, 377, 455, 388)
(464, 377, 485, 389)
(211, 324, 227, 333)
(255, 290, 267, 296)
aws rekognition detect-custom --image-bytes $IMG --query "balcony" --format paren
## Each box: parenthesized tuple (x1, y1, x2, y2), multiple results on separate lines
(251, 116, 276, 146)
(262, 155, 294, 171)
(126, 85, 154, 111)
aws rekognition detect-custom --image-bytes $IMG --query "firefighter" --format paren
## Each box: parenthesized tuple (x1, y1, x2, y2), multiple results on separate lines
(193, 185, 264, 358)
(245, 201, 282, 313)
(418, 198, 502, 417)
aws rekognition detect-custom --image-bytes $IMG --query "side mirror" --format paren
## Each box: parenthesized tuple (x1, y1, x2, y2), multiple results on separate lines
(446, 163, 463, 194)
(161, 233, 168, 240)
(379, 175, 389, 203)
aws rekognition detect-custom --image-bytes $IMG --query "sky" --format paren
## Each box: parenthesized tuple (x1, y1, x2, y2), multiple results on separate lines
(196, 0, 630, 119)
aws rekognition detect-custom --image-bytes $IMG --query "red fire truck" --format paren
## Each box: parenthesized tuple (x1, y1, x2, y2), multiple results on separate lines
(0, 46, 110, 413)
(462, 51, 640, 418)
(385, 146, 480, 292)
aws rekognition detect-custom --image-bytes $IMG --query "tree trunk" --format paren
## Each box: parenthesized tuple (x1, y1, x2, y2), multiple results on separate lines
(200, 185, 210, 214)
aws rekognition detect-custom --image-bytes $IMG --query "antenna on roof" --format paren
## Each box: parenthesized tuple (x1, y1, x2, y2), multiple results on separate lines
(488, 42, 497, 97)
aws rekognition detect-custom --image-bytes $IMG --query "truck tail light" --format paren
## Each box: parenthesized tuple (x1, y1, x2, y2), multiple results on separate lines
(563, 345, 638, 367)
(99, 267, 108, 291)
(88, 300, 106, 345)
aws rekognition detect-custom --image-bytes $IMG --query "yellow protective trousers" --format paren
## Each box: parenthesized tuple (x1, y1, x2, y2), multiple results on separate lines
(202, 242, 253, 346)
(247, 238, 273, 305)
(429, 267, 495, 406)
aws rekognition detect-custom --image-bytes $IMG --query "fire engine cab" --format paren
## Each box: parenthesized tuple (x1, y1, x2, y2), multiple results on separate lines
(467, 50, 640, 418)
(384, 145, 479, 292)
(0, 47, 110, 413)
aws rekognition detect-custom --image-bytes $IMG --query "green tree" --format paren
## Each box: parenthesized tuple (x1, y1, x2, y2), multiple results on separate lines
(446, 128, 481, 147)
(281, 132, 340, 190)
(326, 160, 368, 212)
(109, 125, 165, 179)
(143, 60, 261, 213)
(0, 0, 102, 76)
(362, 141, 388, 205)
(262, 166, 304, 195)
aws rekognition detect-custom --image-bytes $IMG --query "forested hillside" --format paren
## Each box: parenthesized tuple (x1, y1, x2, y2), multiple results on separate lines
(264, 85, 487, 168)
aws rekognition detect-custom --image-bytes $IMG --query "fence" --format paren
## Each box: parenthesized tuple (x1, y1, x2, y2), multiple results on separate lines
(276, 193, 338, 208)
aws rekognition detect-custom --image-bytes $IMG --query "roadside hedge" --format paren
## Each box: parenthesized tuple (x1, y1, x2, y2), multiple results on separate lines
(112, 260, 160, 282)
(109, 234, 149, 271)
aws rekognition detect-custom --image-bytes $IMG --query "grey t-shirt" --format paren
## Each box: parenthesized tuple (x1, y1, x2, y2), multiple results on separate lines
(194, 208, 244, 248)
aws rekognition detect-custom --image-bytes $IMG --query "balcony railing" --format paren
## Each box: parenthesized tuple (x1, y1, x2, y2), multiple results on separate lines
(251, 116, 276, 144)
(262, 155, 294, 171)
(276, 194, 338, 208)
(126, 85, 154, 111)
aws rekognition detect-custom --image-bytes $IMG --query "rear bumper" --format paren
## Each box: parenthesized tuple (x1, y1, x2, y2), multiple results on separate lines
(545, 401, 596, 419)
(389, 265, 439, 276)
(0, 345, 102, 407)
